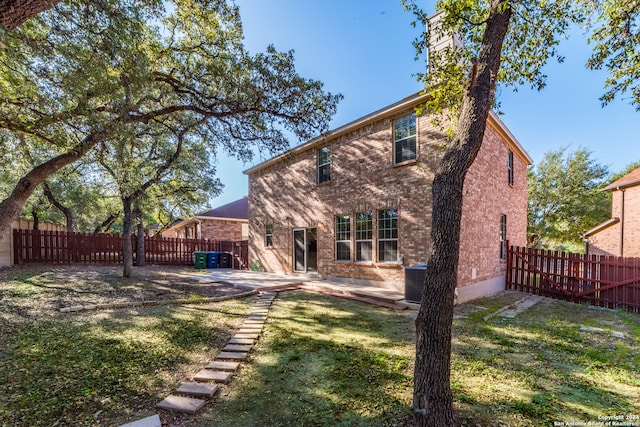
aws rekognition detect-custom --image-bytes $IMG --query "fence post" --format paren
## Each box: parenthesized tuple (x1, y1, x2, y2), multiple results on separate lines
(505, 240, 510, 290)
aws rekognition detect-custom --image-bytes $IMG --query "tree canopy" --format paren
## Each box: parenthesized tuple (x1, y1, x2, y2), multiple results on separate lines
(527, 147, 610, 251)
(0, 0, 341, 238)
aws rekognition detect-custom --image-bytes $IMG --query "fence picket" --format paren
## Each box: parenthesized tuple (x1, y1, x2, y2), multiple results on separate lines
(507, 245, 640, 313)
(12, 229, 248, 270)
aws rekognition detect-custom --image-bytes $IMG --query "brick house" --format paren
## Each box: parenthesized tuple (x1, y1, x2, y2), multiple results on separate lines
(162, 197, 248, 241)
(583, 167, 640, 257)
(245, 92, 531, 303)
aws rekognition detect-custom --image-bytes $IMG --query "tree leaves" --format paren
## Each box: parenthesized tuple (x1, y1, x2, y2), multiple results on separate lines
(527, 146, 611, 249)
(586, 0, 640, 108)
(0, 0, 341, 235)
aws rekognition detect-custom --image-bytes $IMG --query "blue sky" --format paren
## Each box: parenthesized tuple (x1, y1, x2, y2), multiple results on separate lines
(209, 0, 640, 207)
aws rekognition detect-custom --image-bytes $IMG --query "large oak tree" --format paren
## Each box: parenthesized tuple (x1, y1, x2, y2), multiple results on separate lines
(402, 0, 640, 425)
(0, 0, 340, 244)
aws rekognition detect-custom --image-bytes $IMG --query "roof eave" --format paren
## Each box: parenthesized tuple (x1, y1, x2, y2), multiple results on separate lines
(244, 93, 533, 175)
(487, 111, 533, 165)
(244, 92, 431, 176)
(603, 180, 640, 191)
(582, 217, 620, 238)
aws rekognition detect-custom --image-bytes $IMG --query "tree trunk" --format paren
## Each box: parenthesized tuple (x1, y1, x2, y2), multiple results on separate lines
(135, 209, 145, 267)
(122, 197, 133, 278)
(31, 209, 39, 230)
(43, 181, 74, 231)
(0, 0, 60, 30)
(413, 3, 512, 426)
(0, 135, 99, 239)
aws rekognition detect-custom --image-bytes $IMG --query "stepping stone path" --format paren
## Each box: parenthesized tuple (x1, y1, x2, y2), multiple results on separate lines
(122, 292, 277, 426)
(484, 295, 543, 320)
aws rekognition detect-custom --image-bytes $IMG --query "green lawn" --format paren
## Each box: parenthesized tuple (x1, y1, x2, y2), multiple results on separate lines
(202, 290, 415, 427)
(1, 266, 639, 427)
(0, 266, 253, 426)
(204, 291, 640, 427)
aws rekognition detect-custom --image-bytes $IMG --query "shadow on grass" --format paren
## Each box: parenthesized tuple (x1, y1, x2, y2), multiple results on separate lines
(0, 299, 252, 427)
(202, 290, 415, 427)
(451, 297, 640, 427)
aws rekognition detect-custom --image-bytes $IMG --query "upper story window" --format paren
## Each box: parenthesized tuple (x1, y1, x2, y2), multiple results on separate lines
(265, 224, 273, 247)
(393, 113, 417, 164)
(318, 146, 331, 184)
(507, 150, 514, 185)
(355, 211, 373, 262)
(335, 214, 351, 262)
(377, 209, 398, 262)
(499, 214, 507, 259)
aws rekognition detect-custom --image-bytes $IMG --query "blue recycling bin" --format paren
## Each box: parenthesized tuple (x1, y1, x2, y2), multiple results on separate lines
(206, 251, 220, 269)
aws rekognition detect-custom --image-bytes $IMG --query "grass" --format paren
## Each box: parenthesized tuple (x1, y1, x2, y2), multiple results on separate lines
(1, 266, 639, 426)
(0, 266, 253, 426)
(202, 291, 639, 427)
(201, 290, 415, 427)
(451, 294, 640, 426)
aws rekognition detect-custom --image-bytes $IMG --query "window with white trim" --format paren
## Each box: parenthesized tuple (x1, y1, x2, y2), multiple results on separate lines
(355, 211, 373, 262)
(377, 209, 398, 262)
(393, 113, 416, 164)
(335, 214, 351, 261)
(318, 146, 331, 184)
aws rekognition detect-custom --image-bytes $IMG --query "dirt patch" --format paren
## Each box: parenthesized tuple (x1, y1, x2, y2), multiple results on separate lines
(0, 264, 249, 319)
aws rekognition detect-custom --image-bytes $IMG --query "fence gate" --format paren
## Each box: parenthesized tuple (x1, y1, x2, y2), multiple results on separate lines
(507, 245, 640, 313)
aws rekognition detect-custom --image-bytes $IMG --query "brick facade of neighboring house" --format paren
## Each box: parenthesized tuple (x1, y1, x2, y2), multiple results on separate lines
(245, 93, 531, 303)
(162, 197, 249, 242)
(583, 167, 640, 257)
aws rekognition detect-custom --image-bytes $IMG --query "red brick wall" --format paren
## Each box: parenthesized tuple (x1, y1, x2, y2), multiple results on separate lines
(248, 104, 528, 290)
(458, 124, 528, 287)
(200, 219, 245, 241)
(165, 219, 246, 241)
(588, 186, 640, 257)
(588, 224, 620, 256)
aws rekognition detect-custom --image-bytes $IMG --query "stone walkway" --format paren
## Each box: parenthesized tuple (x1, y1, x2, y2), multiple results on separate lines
(118, 291, 277, 427)
(483, 294, 544, 321)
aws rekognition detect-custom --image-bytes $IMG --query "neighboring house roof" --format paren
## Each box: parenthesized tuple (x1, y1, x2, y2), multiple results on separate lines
(196, 196, 248, 220)
(603, 167, 640, 191)
(164, 197, 248, 234)
(244, 92, 532, 176)
(582, 217, 620, 238)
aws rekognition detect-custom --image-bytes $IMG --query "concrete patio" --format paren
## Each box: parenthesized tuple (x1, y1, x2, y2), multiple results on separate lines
(185, 269, 410, 308)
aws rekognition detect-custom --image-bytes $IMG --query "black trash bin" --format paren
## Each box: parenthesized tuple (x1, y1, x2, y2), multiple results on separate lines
(219, 252, 232, 269)
(405, 264, 427, 303)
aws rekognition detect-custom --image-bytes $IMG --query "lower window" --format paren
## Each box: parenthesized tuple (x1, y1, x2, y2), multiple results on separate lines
(378, 240, 398, 263)
(377, 209, 398, 262)
(356, 241, 372, 262)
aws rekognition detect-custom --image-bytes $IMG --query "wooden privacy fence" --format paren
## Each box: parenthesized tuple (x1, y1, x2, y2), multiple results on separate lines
(13, 229, 248, 269)
(507, 245, 640, 313)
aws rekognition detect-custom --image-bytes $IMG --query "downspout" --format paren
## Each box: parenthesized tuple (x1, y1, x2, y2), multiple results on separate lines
(618, 187, 625, 257)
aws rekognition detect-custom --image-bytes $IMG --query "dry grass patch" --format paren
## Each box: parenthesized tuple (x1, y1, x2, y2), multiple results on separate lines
(0, 265, 253, 426)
